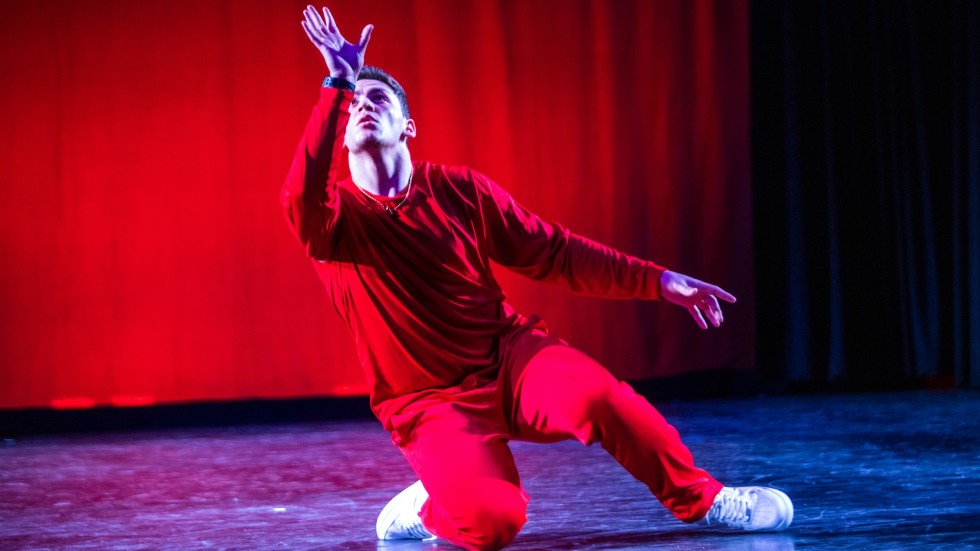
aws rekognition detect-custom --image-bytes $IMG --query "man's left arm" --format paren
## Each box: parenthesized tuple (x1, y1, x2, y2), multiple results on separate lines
(476, 171, 735, 329)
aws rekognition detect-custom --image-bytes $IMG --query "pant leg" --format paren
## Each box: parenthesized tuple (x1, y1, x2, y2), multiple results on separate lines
(508, 343, 723, 522)
(391, 397, 528, 551)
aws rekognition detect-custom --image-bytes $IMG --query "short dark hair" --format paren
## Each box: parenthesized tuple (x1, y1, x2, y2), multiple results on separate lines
(358, 66, 410, 118)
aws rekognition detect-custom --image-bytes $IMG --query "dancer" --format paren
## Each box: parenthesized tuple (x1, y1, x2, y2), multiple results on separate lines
(283, 6, 793, 550)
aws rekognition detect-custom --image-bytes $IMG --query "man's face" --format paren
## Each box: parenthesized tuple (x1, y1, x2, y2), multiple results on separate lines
(344, 79, 415, 152)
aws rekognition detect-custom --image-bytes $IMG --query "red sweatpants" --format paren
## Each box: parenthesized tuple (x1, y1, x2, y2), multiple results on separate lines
(386, 327, 723, 551)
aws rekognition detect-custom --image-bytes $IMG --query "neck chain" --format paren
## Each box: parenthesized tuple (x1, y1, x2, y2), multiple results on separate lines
(357, 166, 414, 216)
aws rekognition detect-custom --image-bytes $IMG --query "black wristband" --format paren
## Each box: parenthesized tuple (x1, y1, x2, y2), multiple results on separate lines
(322, 76, 356, 91)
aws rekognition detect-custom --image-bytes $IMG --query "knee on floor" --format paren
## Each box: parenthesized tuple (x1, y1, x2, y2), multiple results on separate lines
(439, 480, 527, 551)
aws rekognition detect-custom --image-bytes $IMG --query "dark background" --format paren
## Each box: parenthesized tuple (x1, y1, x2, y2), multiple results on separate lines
(752, 0, 979, 391)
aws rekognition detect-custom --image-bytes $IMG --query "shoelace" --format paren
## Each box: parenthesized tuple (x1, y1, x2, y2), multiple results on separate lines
(708, 490, 755, 525)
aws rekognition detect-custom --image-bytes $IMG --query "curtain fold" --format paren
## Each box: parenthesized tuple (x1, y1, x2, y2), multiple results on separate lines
(752, 0, 980, 388)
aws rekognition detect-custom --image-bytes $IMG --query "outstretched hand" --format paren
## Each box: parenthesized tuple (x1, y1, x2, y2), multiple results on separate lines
(301, 5, 373, 80)
(659, 270, 737, 330)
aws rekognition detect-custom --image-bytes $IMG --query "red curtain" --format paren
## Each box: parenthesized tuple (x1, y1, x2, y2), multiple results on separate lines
(0, 0, 751, 410)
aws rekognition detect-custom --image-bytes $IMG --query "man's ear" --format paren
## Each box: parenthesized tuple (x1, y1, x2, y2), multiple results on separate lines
(401, 119, 417, 141)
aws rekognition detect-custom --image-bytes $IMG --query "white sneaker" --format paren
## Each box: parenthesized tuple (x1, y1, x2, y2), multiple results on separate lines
(702, 486, 794, 531)
(376, 480, 437, 540)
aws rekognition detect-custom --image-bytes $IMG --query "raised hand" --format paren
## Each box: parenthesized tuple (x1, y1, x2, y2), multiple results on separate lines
(659, 270, 737, 330)
(301, 5, 373, 80)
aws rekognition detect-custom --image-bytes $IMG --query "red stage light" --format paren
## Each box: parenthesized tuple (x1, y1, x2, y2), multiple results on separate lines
(110, 395, 156, 407)
(50, 397, 97, 410)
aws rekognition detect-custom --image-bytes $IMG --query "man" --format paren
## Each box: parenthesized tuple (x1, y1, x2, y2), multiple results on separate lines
(282, 5, 793, 550)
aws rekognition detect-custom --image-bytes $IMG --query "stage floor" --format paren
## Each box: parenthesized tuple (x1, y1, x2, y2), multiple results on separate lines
(2, 390, 979, 550)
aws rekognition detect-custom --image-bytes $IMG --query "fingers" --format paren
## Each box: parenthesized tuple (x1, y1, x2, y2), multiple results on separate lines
(303, 6, 372, 55)
(322, 6, 339, 35)
(303, 6, 346, 46)
(688, 290, 725, 329)
(686, 280, 738, 306)
(358, 24, 374, 51)
(662, 270, 735, 329)
(688, 306, 708, 330)
(300, 20, 318, 45)
(302, 6, 330, 45)
(690, 279, 736, 304)
(304, 5, 322, 23)
(301, 21, 331, 49)
(711, 285, 737, 304)
(304, 5, 326, 32)
(701, 285, 734, 328)
(688, 298, 724, 330)
(703, 295, 723, 327)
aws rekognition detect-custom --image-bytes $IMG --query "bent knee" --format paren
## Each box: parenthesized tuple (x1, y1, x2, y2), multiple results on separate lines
(436, 480, 527, 551)
(464, 505, 526, 551)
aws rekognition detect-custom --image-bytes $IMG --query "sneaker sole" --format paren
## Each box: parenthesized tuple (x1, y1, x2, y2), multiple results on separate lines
(375, 481, 427, 539)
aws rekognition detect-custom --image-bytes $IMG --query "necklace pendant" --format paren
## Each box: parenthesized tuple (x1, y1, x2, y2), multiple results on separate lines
(384, 204, 396, 216)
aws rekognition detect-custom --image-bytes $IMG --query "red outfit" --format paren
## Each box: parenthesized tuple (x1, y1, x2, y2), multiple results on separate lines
(282, 87, 722, 550)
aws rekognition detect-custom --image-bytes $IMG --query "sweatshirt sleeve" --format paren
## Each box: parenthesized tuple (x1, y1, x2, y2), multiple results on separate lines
(280, 86, 352, 260)
(475, 169, 666, 300)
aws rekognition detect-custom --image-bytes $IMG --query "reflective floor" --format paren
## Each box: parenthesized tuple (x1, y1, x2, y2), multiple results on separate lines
(2, 390, 979, 550)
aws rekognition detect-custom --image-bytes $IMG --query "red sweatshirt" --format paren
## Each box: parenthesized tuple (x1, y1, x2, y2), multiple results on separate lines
(281, 87, 666, 426)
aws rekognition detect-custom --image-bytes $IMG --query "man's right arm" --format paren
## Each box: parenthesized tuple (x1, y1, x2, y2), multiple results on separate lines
(280, 87, 352, 260)
(280, 5, 373, 259)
